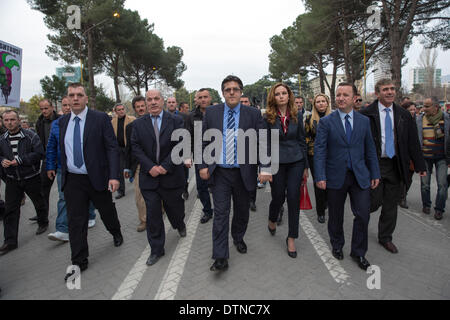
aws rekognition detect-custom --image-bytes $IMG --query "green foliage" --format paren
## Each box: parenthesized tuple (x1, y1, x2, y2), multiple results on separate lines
(89, 84, 115, 113)
(21, 95, 44, 124)
(40, 74, 67, 107)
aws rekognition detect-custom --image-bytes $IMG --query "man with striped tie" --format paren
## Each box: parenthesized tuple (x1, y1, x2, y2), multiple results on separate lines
(199, 75, 272, 272)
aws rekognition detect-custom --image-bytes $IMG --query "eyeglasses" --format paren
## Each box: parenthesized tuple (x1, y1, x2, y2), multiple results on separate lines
(356, 99, 362, 102)
(223, 87, 241, 93)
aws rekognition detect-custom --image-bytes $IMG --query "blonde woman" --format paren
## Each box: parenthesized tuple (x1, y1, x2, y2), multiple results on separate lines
(304, 94, 332, 223)
(265, 83, 309, 258)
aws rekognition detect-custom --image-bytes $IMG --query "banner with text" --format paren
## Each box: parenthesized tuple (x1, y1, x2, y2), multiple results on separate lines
(0, 40, 22, 108)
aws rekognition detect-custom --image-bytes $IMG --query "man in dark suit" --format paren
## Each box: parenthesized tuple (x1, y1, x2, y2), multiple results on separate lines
(360, 79, 426, 254)
(314, 82, 380, 270)
(199, 75, 272, 272)
(131, 89, 187, 266)
(60, 83, 123, 281)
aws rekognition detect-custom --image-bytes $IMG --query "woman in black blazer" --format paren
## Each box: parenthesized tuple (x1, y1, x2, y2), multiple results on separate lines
(265, 83, 309, 258)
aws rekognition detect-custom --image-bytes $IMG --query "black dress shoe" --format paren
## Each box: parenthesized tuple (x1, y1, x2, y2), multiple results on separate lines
(200, 213, 212, 224)
(332, 248, 344, 260)
(113, 233, 123, 247)
(250, 201, 256, 211)
(210, 258, 228, 271)
(115, 193, 125, 200)
(317, 215, 325, 224)
(0, 243, 18, 256)
(350, 254, 370, 270)
(268, 225, 276, 236)
(29, 216, 38, 221)
(36, 224, 48, 235)
(286, 238, 297, 258)
(399, 199, 408, 209)
(277, 207, 284, 226)
(178, 226, 187, 237)
(234, 240, 247, 254)
(146, 252, 164, 266)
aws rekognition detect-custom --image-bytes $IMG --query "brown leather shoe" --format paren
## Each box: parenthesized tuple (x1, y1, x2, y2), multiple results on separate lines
(422, 207, 430, 215)
(137, 222, 146, 232)
(379, 241, 398, 254)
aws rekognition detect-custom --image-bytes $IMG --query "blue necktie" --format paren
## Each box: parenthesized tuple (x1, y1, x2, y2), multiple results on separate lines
(385, 108, 395, 158)
(345, 114, 352, 169)
(73, 116, 83, 168)
(226, 109, 236, 165)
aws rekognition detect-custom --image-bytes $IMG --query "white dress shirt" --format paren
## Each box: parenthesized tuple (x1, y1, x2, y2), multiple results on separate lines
(378, 101, 395, 158)
(64, 106, 88, 174)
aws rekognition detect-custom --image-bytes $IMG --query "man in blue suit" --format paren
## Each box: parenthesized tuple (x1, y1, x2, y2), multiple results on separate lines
(314, 82, 380, 270)
(199, 75, 272, 272)
(59, 83, 123, 281)
(131, 89, 187, 266)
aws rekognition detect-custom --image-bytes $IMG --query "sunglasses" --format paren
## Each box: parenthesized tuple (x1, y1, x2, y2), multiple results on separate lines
(356, 99, 362, 102)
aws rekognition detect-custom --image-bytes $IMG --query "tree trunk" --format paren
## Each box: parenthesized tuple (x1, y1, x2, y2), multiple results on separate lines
(113, 56, 121, 103)
(330, 40, 339, 108)
(87, 30, 96, 109)
(339, 3, 352, 83)
(318, 54, 325, 94)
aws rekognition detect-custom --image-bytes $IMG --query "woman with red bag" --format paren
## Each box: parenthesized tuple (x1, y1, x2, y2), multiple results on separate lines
(304, 94, 332, 223)
(265, 83, 309, 258)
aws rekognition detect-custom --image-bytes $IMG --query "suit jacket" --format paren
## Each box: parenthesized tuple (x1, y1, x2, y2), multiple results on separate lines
(111, 115, 136, 147)
(131, 111, 185, 190)
(265, 112, 309, 166)
(199, 104, 267, 192)
(360, 100, 426, 183)
(314, 110, 380, 190)
(59, 108, 120, 191)
(124, 121, 138, 176)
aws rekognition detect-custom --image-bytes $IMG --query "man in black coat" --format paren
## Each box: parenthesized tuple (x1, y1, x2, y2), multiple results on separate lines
(33, 99, 59, 221)
(360, 78, 426, 254)
(131, 89, 187, 266)
(59, 83, 123, 280)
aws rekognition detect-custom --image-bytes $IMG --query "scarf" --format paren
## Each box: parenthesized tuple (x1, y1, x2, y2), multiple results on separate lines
(278, 109, 290, 134)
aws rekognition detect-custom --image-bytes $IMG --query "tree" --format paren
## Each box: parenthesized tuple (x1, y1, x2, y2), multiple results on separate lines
(92, 84, 115, 113)
(243, 76, 276, 108)
(379, 0, 450, 97)
(20, 95, 43, 124)
(40, 74, 67, 108)
(418, 48, 438, 98)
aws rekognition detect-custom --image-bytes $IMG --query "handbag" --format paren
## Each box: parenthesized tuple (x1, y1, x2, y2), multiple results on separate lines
(300, 177, 312, 210)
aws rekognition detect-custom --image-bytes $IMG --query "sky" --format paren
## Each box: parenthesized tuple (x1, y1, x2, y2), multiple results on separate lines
(1, 0, 449, 102)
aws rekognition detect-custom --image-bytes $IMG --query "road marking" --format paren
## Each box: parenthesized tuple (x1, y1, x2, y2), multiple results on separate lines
(299, 211, 352, 285)
(154, 199, 203, 300)
(111, 173, 196, 300)
(399, 207, 450, 239)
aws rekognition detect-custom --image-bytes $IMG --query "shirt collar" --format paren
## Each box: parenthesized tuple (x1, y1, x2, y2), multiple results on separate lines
(378, 101, 393, 112)
(70, 106, 88, 122)
(151, 109, 163, 119)
(337, 108, 353, 120)
(225, 103, 241, 114)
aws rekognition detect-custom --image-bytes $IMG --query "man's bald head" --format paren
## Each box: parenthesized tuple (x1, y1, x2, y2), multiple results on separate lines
(146, 90, 164, 116)
(166, 96, 177, 113)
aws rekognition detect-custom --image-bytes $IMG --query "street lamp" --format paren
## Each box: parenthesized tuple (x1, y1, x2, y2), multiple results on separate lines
(78, 11, 120, 84)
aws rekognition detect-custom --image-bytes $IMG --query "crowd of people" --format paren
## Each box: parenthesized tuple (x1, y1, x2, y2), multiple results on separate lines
(0, 75, 448, 294)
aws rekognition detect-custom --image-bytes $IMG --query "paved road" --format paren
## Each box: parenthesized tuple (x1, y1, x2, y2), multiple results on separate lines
(0, 171, 449, 300)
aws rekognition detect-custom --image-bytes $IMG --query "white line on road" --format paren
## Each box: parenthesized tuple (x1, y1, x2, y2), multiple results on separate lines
(154, 199, 203, 300)
(299, 211, 352, 285)
(111, 174, 197, 300)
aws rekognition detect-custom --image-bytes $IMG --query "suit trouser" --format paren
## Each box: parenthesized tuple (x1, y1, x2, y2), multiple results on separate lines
(3, 175, 48, 245)
(40, 160, 55, 214)
(134, 165, 146, 224)
(118, 147, 126, 195)
(64, 173, 121, 265)
(211, 167, 250, 259)
(308, 155, 328, 216)
(195, 165, 213, 216)
(141, 186, 185, 256)
(378, 158, 402, 243)
(327, 170, 370, 257)
(269, 161, 305, 238)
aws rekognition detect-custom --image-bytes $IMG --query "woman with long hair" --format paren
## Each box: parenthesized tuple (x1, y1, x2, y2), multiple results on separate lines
(265, 83, 309, 258)
(304, 94, 332, 223)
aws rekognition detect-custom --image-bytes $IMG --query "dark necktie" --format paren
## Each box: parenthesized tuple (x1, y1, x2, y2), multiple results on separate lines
(152, 115, 160, 163)
(73, 116, 83, 168)
(345, 114, 352, 169)
(226, 109, 236, 165)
